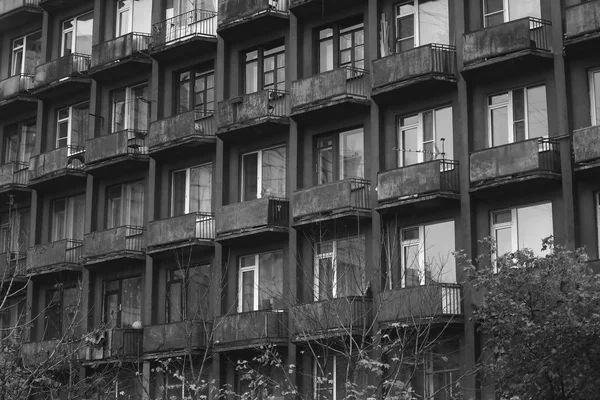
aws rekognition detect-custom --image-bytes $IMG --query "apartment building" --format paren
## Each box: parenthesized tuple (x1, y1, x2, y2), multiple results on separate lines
(0, 0, 598, 398)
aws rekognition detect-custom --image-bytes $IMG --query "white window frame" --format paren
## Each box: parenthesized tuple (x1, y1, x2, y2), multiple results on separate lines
(107, 181, 145, 228)
(238, 254, 259, 312)
(589, 68, 600, 126)
(398, 107, 453, 167)
(313, 356, 339, 400)
(116, 0, 133, 37)
(241, 145, 286, 201)
(490, 208, 517, 264)
(170, 163, 212, 216)
(487, 86, 547, 147)
(483, 0, 542, 27)
(61, 12, 93, 57)
(314, 241, 336, 301)
(56, 102, 89, 151)
(111, 83, 149, 133)
(11, 37, 24, 76)
(395, 1, 417, 49)
(400, 225, 425, 287)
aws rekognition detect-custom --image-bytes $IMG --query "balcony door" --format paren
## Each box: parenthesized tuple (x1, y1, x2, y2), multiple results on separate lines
(107, 181, 145, 229)
(103, 276, 142, 329)
(51, 195, 85, 242)
(116, 0, 152, 36)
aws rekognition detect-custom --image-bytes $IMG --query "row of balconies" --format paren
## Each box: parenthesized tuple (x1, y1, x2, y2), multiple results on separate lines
(20, 283, 462, 364)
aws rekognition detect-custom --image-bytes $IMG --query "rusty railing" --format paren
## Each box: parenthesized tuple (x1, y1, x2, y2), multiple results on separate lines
(125, 226, 145, 252)
(268, 197, 289, 225)
(13, 162, 29, 185)
(529, 18, 551, 52)
(538, 137, 560, 171)
(65, 239, 83, 264)
(125, 130, 148, 155)
(431, 44, 456, 73)
(195, 212, 215, 239)
(349, 178, 371, 209)
(440, 160, 460, 192)
(194, 110, 216, 136)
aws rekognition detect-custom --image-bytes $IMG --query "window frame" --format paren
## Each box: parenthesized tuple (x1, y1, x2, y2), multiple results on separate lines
(175, 67, 215, 115)
(55, 101, 89, 150)
(589, 67, 600, 126)
(314, 127, 364, 185)
(105, 180, 145, 229)
(3, 121, 36, 165)
(237, 250, 284, 313)
(316, 19, 365, 74)
(241, 145, 287, 201)
(170, 162, 213, 216)
(11, 31, 42, 76)
(242, 43, 286, 94)
(50, 194, 85, 242)
(61, 11, 94, 57)
(43, 285, 77, 340)
(0, 210, 29, 255)
(110, 82, 150, 134)
(483, 0, 542, 27)
(102, 275, 142, 328)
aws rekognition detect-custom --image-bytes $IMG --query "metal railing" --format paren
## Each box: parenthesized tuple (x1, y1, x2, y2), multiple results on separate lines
(131, 32, 152, 53)
(441, 284, 462, 315)
(267, 89, 289, 117)
(269, 0, 289, 12)
(538, 138, 560, 172)
(126, 130, 148, 155)
(440, 160, 460, 192)
(194, 110, 216, 136)
(345, 67, 368, 98)
(120, 329, 143, 357)
(152, 9, 217, 48)
(349, 178, 371, 209)
(125, 226, 145, 252)
(529, 18, 551, 52)
(65, 239, 83, 264)
(431, 44, 457, 74)
(67, 145, 85, 169)
(13, 162, 29, 185)
(268, 197, 289, 226)
(195, 212, 215, 239)
(71, 53, 92, 73)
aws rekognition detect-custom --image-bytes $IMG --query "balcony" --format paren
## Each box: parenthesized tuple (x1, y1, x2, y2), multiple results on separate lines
(147, 212, 214, 254)
(377, 284, 463, 326)
(292, 179, 371, 226)
(291, 297, 372, 341)
(28, 146, 85, 189)
(148, 110, 215, 157)
(565, 1, 600, 50)
(462, 18, 552, 79)
(26, 239, 82, 275)
(81, 328, 143, 363)
(289, 0, 365, 17)
(32, 54, 91, 99)
(150, 9, 217, 61)
(290, 67, 369, 121)
(0, 162, 29, 197)
(218, 0, 289, 39)
(39, 0, 79, 12)
(86, 130, 148, 175)
(0, 0, 42, 32)
(377, 160, 460, 213)
(0, 252, 27, 282)
(90, 33, 152, 81)
(0, 74, 36, 114)
(372, 44, 456, 104)
(216, 197, 289, 241)
(217, 90, 289, 139)
(144, 320, 209, 357)
(82, 226, 145, 265)
(573, 125, 600, 176)
(213, 310, 288, 351)
(470, 138, 561, 192)
(22, 339, 78, 367)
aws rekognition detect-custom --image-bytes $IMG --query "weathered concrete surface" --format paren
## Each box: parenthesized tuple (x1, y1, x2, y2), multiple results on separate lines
(91, 33, 150, 69)
(291, 69, 347, 110)
(143, 321, 207, 353)
(372, 45, 455, 89)
(376, 285, 462, 324)
(28, 147, 70, 181)
(218, 0, 271, 25)
(217, 198, 287, 234)
(218, 90, 273, 127)
(213, 310, 288, 346)
(0, 74, 33, 101)
(574, 125, 600, 164)
(0, 0, 37, 14)
(0, 253, 25, 278)
(27, 240, 72, 272)
(293, 180, 360, 218)
(149, 110, 214, 150)
(148, 213, 213, 247)
(291, 297, 372, 336)
(565, 1, 600, 39)
(0, 163, 18, 187)
(463, 18, 532, 64)
(86, 131, 129, 164)
(22, 339, 76, 366)
(470, 139, 540, 182)
(378, 161, 445, 202)
(83, 226, 139, 259)
(34, 54, 89, 88)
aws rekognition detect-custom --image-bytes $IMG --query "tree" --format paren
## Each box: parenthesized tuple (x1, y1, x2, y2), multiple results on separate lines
(463, 238, 600, 400)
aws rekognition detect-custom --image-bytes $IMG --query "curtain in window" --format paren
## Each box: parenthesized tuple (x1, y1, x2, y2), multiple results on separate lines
(51, 199, 66, 242)
(424, 221, 456, 284)
(336, 237, 366, 297)
(107, 186, 122, 229)
(172, 170, 187, 217)
(190, 164, 212, 213)
(75, 12, 94, 56)
(21, 123, 36, 163)
(112, 89, 127, 133)
(24, 31, 42, 74)
(67, 195, 85, 241)
(258, 251, 284, 310)
(243, 153, 258, 201)
(71, 103, 89, 147)
(339, 129, 364, 179)
(121, 277, 142, 327)
(126, 182, 145, 227)
(131, 85, 149, 132)
(262, 147, 286, 198)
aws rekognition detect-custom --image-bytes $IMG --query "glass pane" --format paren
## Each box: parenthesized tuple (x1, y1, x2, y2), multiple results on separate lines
(495, 227, 513, 257)
(258, 251, 284, 309)
(262, 147, 286, 198)
(172, 170, 187, 216)
(245, 60, 258, 94)
(526, 86, 548, 139)
(435, 107, 453, 160)
(76, 12, 94, 55)
(62, 287, 79, 335)
(403, 243, 421, 287)
(401, 126, 419, 166)
(397, 15, 415, 41)
(132, 0, 153, 34)
(419, 0, 450, 45)
(424, 221, 456, 283)
(107, 186, 122, 229)
(12, 50, 23, 76)
(57, 121, 69, 149)
(131, 85, 149, 131)
(594, 71, 600, 125)
(485, 12, 505, 27)
(118, 9, 131, 36)
(423, 111, 434, 142)
(485, 0, 504, 14)
(242, 153, 258, 201)
(70, 194, 85, 241)
(62, 31, 73, 55)
(494, 210, 512, 224)
(121, 276, 142, 327)
(71, 103, 89, 147)
(104, 291, 119, 329)
(190, 164, 212, 213)
(318, 147, 333, 185)
(508, 0, 541, 21)
(491, 106, 509, 146)
(178, 81, 191, 113)
(336, 237, 366, 297)
(168, 281, 183, 322)
(517, 202, 553, 255)
(319, 38, 334, 73)
(513, 89, 525, 122)
(318, 257, 333, 300)
(44, 290, 62, 340)
(187, 265, 210, 318)
(112, 89, 127, 133)
(126, 181, 145, 226)
(24, 31, 43, 74)
(51, 199, 66, 242)
(339, 129, 364, 179)
(340, 33, 352, 50)
(241, 270, 255, 312)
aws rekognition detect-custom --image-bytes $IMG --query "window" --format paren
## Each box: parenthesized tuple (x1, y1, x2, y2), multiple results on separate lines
(491, 202, 553, 258)
(166, 265, 210, 322)
(166, 0, 217, 18)
(106, 181, 144, 229)
(394, 0, 450, 53)
(242, 146, 286, 201)
(590, 69, 600, 126)
(116, 0, 152, 36)
(483, 0, 541, 27)
(318, 20, 364, 73)
(103, 276, 142, 329)
(111, 83, 150, 134)
(44, 286, 78, 340)
(314, 356, 367, 400)
(156, 365, 209, 400)
(314, 236, 366, 301)
(3, 122, 35, 164)
(316, 128, 364, 185)
(51, 195, 85, 242)
(56, 102, 89, 150)
(0, 297, 25, 340)
(0, 210, 29, 255)
(11, 31, 42, 76)
(176, 68, 215, 114)
(244, 44, 286, 94)
(397, 106, 453, 167)
(488, 85, 548, 147)
(398, 220, 456, 288)
(238, 250, 284, 312)
(171, 164, 212, 216)
(61, 11, 94, 56)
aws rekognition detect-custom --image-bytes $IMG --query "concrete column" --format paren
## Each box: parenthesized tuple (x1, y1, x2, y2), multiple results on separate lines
(209, 352, 221, 400)
(142, 360, 152, 400)
(80, 267, 90, 333)
(28, 190, 39, 247)
(143, 256, 154, 326)
(25, 278, 35, 341)
(93, 0, 106, 46)
(84, 174, 94, 234)
(40, 10, 50, 62)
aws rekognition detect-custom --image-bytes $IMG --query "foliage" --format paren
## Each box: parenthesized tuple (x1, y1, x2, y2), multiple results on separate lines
(464, 238, 600, 400)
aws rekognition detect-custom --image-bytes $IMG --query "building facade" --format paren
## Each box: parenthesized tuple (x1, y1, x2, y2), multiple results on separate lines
(0, 0, 598, 398)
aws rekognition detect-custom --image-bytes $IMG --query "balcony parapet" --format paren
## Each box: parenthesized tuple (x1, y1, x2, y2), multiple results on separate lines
(213, 310, 288, 351)
(0, 74, 35, 103)
(0, 0, 41, 31)
(143, 320, 209, 356)
(218, 0, 289, 34)
(27, 239, 82, 275)
(573, 125, 600, 171)
(28, 146, 85, 186)
(216, 197, 289, 240)
(147, 212, 214, 254)
(565, 0, 600, 44)
(148, 110, 215, 154)
(0, 252, 27, 280)
(81, 328, 143, 362)
(90, 33, 151, 78)
(33, 54, 91, 93)
(82, 226, 145, 264)
(86, 130, 148, 171)
(22, 339, 79, 367)
(0, 162, 29, 192)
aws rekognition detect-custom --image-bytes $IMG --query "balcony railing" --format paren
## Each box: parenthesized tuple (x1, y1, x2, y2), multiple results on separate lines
(28, 146, 85, 182)
(470, 138, 560, 184)
(216, 197, 289, 238)
(377, 160, 459, 204)
(0, 0, 40, 15)
(218, 0, 289, 28)
(148, 110, 215, 153)
(147, 212, 215, 251)
(377, 284, 463, 324)
(573, 125, 600, 166)
(0, 74, 34, 102)
(0, 162, 29, 189)
(218, 89, 289, 131)
(463, 17, 551, 66)
(91, 33, 151, 71)
(291, 67, 368, 113)
(86, 130, 148, 166)
(143, 320, 209, 354)
(292, 178, 371, 222)
(34, 53, 91, 89)
(82, 328, 143, 361)
(27, 239, 82, 273)
(565, 1, 600, 41)
(152, 9, 217, 50)
(213, 310, 288, 349)
(82, 226, 145, 262)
